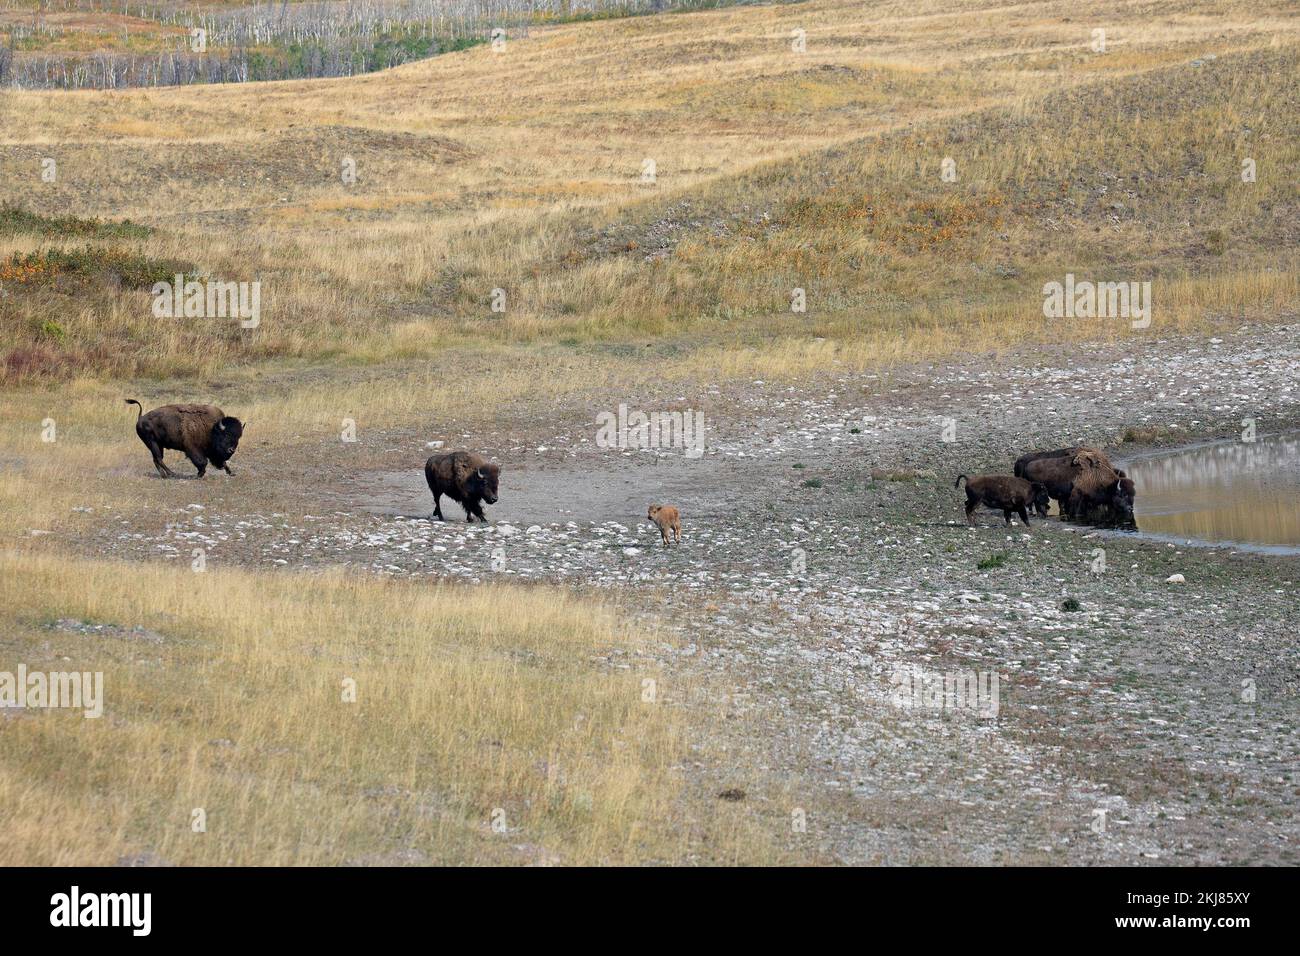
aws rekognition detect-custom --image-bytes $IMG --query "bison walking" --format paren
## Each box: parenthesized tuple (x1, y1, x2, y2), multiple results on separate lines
(126, 400, 244, 478)
(956, 474, 1049, 528)
(425, 451, 500, 523)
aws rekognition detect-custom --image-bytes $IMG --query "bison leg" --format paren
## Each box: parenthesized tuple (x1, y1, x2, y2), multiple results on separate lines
(660, 526, 669, 547)
(431, 493, 444, 521)
(1017, 505, 1031, 528)
(137, 431, 175, 478)
(186, 450, 208, 477)
(1002, 508, 1013, 526)
(470, 502, 488, 523)
(143, 438, 175, 478)
(221, 463, 235, 476)
(964, 493, 978, 525)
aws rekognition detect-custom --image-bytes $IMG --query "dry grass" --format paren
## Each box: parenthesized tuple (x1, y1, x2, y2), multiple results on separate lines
(0, 549, 782, 865)
(0, 0, 1296, 867)
(0, 0, 1294, 389)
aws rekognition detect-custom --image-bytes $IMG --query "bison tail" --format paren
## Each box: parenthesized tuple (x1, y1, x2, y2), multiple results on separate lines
(954, 474, 968, 488)
(124, 398, 143, 420)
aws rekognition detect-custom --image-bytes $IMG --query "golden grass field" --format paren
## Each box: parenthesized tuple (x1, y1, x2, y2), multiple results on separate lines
(0, 0, 1297, 864)
(0, 551, 787, 865)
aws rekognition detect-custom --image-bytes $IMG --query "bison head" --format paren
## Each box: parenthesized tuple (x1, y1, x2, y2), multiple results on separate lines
(471, 463, 500, 504)
(209, 417, 244, 461)
(1111, 476, 1136, 518)
(1029, 482, 1051, 518)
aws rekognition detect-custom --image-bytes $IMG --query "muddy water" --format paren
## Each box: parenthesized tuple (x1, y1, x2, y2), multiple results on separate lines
(1124, 433, 1300, 552)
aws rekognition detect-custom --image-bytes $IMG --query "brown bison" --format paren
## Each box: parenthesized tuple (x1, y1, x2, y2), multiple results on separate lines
(126, 399, 243, 478)
(1013, 446, 1113, 479)
(956, 474, 1049, 528)
(1067, 469, 1137, 526)
(1019, 448, 1114, 517)
(425, 450, 500, 523)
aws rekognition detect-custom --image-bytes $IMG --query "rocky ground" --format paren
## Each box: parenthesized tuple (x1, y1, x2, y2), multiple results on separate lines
(50, 324, 1300, 864)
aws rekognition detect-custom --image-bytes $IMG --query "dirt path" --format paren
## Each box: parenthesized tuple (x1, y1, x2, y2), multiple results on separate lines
(49, 324, 1300, 864)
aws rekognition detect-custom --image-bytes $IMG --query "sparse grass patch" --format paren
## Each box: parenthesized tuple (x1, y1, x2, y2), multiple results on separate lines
(0, 550, 779, 866)
(977, 552, 1008, 571)
(0, 247, 192, 291)
(0, 205, 151, 241)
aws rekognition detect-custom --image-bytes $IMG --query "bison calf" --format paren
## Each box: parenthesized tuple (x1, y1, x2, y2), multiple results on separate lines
(425, 450, 500, 523)
(126, 400, 243, 478)
(647, 504, 682, 547)
(956, 474, 1048, 528)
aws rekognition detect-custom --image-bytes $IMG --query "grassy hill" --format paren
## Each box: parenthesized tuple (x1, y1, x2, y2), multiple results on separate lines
(0, 0, 1297, 866)
(1, 0, 1294, 391)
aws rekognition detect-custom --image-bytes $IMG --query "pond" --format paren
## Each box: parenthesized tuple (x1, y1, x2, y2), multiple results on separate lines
(1121, 432, 1300, 553)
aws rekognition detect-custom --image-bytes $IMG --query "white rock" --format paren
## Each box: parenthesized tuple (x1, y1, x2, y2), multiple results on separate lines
(1165, 573, 1186, 584)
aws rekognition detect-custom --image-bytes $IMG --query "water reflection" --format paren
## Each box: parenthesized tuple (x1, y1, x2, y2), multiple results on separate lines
(1126, 434, 1300, 548)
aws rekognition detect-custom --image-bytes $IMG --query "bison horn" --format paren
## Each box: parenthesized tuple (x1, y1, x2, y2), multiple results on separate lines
(217, 421, 225, 431)
(476, 468, 486, 478)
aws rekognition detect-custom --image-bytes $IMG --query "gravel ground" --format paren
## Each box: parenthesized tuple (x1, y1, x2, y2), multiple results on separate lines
(58, 324, 1300, 864)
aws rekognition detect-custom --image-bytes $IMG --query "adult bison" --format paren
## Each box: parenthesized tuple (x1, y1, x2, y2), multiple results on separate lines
(1013, 446, 1112, 479)
(425, 450, 500, 523)
(1068, 469, 1137, 526)
(126, 399, 243, 478)
(1019, 448, 1112, 517)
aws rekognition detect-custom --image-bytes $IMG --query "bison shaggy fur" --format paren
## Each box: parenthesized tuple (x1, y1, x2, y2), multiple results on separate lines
(425, 450, 501, 523)
(1019, 448, 1113, 517)
(126, 399, 243, 478)
(1068, 469, 1137, 526)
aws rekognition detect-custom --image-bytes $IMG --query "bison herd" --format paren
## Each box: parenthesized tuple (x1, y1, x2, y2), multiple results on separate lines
(960, 446, 1136, 529)
(124, 401, 1134, 540)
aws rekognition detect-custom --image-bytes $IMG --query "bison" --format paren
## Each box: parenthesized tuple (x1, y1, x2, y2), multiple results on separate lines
(425, 450, 500, 523)
(126, 399, 243, 478)
(1067, 469, 1136, 526)
(956, 474, 1049, 528)
(1013, 445, 1113, 479)
(1019, 448, 1113, 518)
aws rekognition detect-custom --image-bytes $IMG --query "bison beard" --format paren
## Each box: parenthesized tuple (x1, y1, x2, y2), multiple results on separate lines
(126, 400, 243, 478)
(425, 451, 501, 523)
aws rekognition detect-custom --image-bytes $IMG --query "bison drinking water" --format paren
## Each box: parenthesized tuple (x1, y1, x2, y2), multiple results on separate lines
(425, 450, 501, 523)
(1018, 447, 1133, 524)
(1067, 468, 1136, 526)
(1019, 448, 1111, 517)
(956, 474, 1049, 528)
(126, 400, 243, 478)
